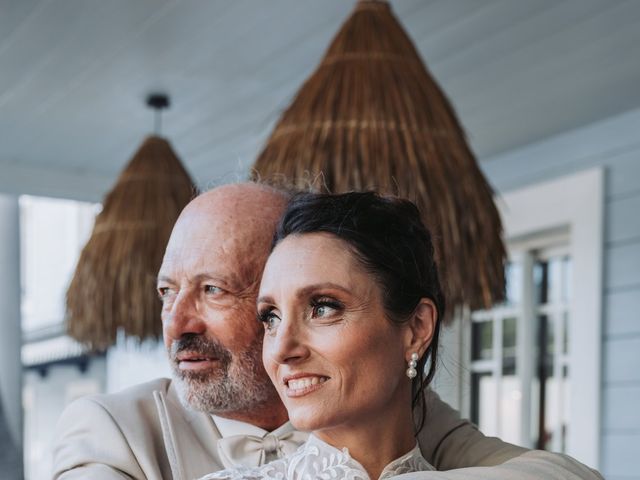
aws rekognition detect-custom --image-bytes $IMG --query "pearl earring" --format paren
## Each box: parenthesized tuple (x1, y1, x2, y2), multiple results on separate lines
(406, 352, 419, 379)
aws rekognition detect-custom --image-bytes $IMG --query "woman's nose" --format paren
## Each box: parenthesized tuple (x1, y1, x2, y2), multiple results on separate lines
(268, 317, 310, 365)
(163, 290, 207, 340)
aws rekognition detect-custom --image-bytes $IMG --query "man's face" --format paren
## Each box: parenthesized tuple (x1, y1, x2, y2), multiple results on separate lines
(157, 197, 277, 414)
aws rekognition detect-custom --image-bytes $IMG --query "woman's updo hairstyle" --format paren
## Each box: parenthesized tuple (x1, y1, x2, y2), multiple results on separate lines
(273, 191, 445, 433)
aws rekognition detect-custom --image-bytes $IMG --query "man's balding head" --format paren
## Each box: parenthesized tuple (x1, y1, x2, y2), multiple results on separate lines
(157, 182, 289, 428)
(164, 183, 289, 291)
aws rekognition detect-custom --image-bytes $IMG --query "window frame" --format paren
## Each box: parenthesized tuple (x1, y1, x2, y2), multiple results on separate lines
(498, 168, 603, 467)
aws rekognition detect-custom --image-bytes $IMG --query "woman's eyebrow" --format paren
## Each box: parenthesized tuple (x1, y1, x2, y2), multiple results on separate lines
(258, 283, 352, 305)
(257, 295, 275, 305)
(296, 283, 351, 299)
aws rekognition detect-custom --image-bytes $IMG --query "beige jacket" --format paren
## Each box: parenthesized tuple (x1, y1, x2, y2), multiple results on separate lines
(52, 377, 601, 480)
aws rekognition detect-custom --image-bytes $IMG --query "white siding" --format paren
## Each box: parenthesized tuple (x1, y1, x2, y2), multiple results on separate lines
(606, 289, 640, 337)
(482, 106, 640, 479)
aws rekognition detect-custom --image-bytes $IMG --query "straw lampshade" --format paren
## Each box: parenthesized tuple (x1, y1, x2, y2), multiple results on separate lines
(252, 0, 505, 319)
(66, 135, 195, 350)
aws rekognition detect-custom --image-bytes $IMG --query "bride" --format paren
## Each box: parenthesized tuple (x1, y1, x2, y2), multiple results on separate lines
(201, 191, 445, 479)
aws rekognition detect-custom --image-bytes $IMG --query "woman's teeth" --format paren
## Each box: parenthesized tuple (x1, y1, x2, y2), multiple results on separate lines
(287, 377, 327, 390)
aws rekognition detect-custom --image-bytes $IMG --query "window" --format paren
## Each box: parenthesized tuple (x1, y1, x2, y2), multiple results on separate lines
(20, 195, 99, 333)
(470, 243, 572, 451)
(437, 168, 603, 468)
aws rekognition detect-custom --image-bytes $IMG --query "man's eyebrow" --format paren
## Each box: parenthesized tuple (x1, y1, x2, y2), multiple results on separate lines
(192, 272, 233, 284)
(156, 275, 174, 284)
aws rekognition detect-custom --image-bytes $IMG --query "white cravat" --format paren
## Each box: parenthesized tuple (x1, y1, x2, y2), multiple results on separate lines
(212, 416, 308, 468)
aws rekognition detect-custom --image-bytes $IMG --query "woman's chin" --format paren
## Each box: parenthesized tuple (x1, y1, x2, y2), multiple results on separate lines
(288, 408, 338, 433)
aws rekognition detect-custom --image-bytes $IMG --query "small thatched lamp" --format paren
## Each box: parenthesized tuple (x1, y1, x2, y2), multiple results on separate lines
(67, 97, 195, 350)
(252, 0, 505, 319)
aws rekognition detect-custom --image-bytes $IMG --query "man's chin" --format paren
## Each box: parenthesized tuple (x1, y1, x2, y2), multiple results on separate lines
(171, 358, 224, 380)
(172, 374, 220, 412)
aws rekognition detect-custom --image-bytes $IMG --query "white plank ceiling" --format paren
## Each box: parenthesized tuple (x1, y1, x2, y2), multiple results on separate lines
(1, 0, 640, 201)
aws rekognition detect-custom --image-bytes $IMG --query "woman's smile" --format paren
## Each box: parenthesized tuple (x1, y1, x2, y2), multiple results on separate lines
(283, 373, 330, 397)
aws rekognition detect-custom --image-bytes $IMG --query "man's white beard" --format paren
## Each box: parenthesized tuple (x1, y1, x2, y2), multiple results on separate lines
(171, 335, 274, 414)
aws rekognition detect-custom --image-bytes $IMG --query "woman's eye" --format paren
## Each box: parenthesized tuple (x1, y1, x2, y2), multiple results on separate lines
(311, 299, 343, 319)
(258, 310, 280, 332)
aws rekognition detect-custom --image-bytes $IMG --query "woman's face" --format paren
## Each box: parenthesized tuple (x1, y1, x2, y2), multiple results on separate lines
(258, 232, 412, 432)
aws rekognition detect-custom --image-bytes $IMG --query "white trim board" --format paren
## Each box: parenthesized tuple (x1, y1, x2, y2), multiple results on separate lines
(496, 168, 604, 468)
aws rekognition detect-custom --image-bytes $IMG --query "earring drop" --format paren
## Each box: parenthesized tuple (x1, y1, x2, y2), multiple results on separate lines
(406, 352, 419, 379)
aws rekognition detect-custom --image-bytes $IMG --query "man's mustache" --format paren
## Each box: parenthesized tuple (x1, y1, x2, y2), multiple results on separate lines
(169, 333, 232, 364)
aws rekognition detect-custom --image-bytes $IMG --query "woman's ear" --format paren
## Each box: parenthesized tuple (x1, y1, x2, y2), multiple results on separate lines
(404, 298, 437, 360)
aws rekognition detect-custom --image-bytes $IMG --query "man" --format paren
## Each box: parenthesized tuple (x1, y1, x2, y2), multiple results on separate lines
(52, 183, 601, 479)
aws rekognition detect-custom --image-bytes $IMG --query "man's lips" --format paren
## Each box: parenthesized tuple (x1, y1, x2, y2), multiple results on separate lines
(176, 352, 220, 371)
(282, 373, 330, 398)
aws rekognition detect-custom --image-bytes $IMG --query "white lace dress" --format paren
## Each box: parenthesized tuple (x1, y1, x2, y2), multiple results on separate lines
(199, 434, 435, 480)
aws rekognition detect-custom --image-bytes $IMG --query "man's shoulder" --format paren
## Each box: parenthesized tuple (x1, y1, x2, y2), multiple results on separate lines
(60, 377, 180, 431)
(82, 377, 173, 410)
(54, 377, 223, 479)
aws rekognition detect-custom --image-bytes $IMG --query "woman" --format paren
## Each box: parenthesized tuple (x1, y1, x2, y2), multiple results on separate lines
(201, 191, 445, 480)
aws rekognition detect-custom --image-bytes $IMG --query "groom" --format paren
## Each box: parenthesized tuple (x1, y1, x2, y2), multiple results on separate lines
(52, 183, 601, 479)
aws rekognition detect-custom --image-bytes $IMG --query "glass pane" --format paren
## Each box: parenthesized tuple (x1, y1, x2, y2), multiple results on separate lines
(541, 375, 559, 450)
(500, 374, 522, 445)
(547, 316, 556, 355)
(472, 321, 493, 361)
(20, 196, 99, 332)
(505, 262, 522, 305)
(530, 377, 540, 447)
(547, 257, 562, 304)
(562, 312, 569, 355)
(535, 314, 555, 450)
(543, 367, 569, 452)
(537, 314, 555, 357)
(533, 261, 548, 305)
(561, 256, 572, 302)
(560, 366, 570, 452)
(471, 372, 497, 437)
(502, 317, 517, 374)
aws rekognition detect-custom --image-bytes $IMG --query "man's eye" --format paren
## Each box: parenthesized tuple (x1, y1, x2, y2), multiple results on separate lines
(204, 285, 222, 295)
(157, 287, 171, 299)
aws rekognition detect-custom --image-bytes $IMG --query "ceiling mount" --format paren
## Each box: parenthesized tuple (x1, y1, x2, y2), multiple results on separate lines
(146, 93, 170, 110)
(146, 93, 170, 134)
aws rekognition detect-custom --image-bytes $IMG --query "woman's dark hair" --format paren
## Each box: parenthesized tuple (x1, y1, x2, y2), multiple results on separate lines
(273, 191, 445, 433)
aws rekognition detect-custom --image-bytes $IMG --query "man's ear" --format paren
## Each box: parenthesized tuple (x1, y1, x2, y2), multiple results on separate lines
(404, 298, 437, 361)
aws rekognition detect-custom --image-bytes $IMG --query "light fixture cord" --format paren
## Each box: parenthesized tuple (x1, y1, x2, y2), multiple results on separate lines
(154, 109, 162, 135)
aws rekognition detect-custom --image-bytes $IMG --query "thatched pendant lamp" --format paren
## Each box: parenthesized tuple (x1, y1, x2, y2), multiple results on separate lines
(66, 125, 195, 350)
(252, 0, 505, 319)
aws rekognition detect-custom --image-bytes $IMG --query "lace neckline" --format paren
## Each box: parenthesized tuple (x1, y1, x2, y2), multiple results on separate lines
(305, 434, 433, 479)
(200, 433, 434, 480)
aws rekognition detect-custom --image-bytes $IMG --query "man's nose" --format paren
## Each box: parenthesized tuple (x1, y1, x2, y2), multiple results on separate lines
(268, 317, 310, 365)
(163, 290, 206, 339)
